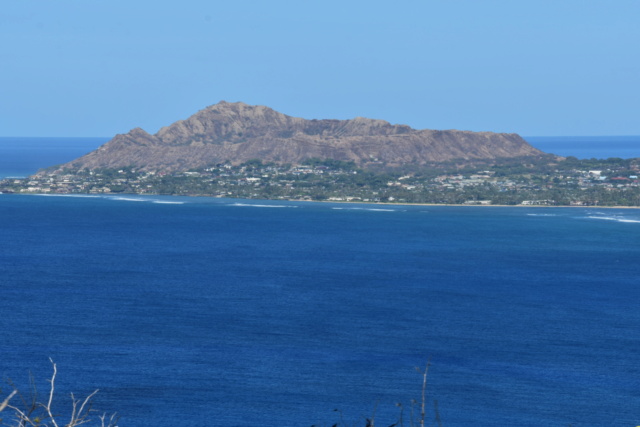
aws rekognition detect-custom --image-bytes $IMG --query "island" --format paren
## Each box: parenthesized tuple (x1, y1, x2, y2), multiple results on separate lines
(2, 102, 639, 206)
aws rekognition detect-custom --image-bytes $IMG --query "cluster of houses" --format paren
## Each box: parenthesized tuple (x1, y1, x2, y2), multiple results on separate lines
(2, 161, 639, 206)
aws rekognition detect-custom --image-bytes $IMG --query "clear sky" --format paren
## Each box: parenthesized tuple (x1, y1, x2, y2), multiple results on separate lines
(2, 0, 639, 137)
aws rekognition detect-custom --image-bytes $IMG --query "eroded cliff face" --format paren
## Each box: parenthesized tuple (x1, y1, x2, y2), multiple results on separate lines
(52, 101, 544, 172)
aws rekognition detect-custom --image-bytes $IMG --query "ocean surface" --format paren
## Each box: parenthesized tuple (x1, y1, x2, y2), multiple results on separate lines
(0, 138, 639, 426)
(1, 195, 639, 427)
(524, 135, 640, 159)
(0, 137, 108, 178)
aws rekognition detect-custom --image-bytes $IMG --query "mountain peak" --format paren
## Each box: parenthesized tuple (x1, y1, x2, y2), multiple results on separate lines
(129, 127, 151, 136)
(54, 102, 544, 172)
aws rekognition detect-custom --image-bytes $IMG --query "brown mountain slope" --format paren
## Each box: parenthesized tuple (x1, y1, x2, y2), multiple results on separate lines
(53, 101, 544, 172)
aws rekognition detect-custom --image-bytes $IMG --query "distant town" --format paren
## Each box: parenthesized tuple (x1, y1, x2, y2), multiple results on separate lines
(2, 156, 640, 206)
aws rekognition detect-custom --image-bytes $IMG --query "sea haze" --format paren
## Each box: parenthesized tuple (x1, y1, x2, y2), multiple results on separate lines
(1, 194, 639, 427)
(0, 137, 108, 178)
(525, 135, 640, 159)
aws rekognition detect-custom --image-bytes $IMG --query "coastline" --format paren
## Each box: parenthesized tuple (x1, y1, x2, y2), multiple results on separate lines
(6, 191, 640, 210)
(288, 198, 640, 209)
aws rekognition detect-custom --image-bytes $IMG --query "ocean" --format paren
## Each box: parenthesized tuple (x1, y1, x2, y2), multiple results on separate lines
(1, 138, 639, 426)
(0, 137, 109, 178)
(524, 135, 640, 159)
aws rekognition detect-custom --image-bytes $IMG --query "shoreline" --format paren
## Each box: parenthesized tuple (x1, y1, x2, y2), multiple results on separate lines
(6, 191, 640, 210)
(287, 198, 640, 209)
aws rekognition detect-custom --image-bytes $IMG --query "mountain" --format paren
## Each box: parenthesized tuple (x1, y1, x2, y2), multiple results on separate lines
(50, 101, 544, 173)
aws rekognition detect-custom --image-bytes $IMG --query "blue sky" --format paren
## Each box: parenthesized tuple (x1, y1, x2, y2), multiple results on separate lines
(2, 0, 639, 137)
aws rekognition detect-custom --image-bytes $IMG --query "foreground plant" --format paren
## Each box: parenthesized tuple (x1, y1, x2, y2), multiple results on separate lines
(317, 361, 443, 427)
(0, 359, 117, 427)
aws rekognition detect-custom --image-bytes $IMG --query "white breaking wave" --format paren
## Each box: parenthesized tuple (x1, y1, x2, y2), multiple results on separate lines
(31, 194, 102, 198)
(106, 196, 185, 205)
(586, 215, 619, 221)
(229, 203, 297, 208)
(332, 207, 398, 212)
(585, 215, 640, 224)
(107, 196, 148, 202)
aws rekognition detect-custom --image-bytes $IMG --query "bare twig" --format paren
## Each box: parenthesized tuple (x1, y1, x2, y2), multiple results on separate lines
(419, 360, 430, 427)
(433, 400, 442, 427)
(6, 403, 36, 427)
(409, 399, 417, 427)
(395, 402, 404, 427)
(45, 358, 60, 427)
(98, 413, 119, 427)
(0, 390, 17, 413)
(3, 361, 117, 427)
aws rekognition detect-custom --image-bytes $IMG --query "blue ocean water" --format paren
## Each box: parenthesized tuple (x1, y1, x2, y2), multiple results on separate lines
(0, 137, 108, 178)
(1, 194, 639, 426)
(525, 135, 640, 159)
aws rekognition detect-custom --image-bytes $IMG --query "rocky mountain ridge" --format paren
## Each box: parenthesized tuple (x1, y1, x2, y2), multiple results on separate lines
(50, 101, 544, 173)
